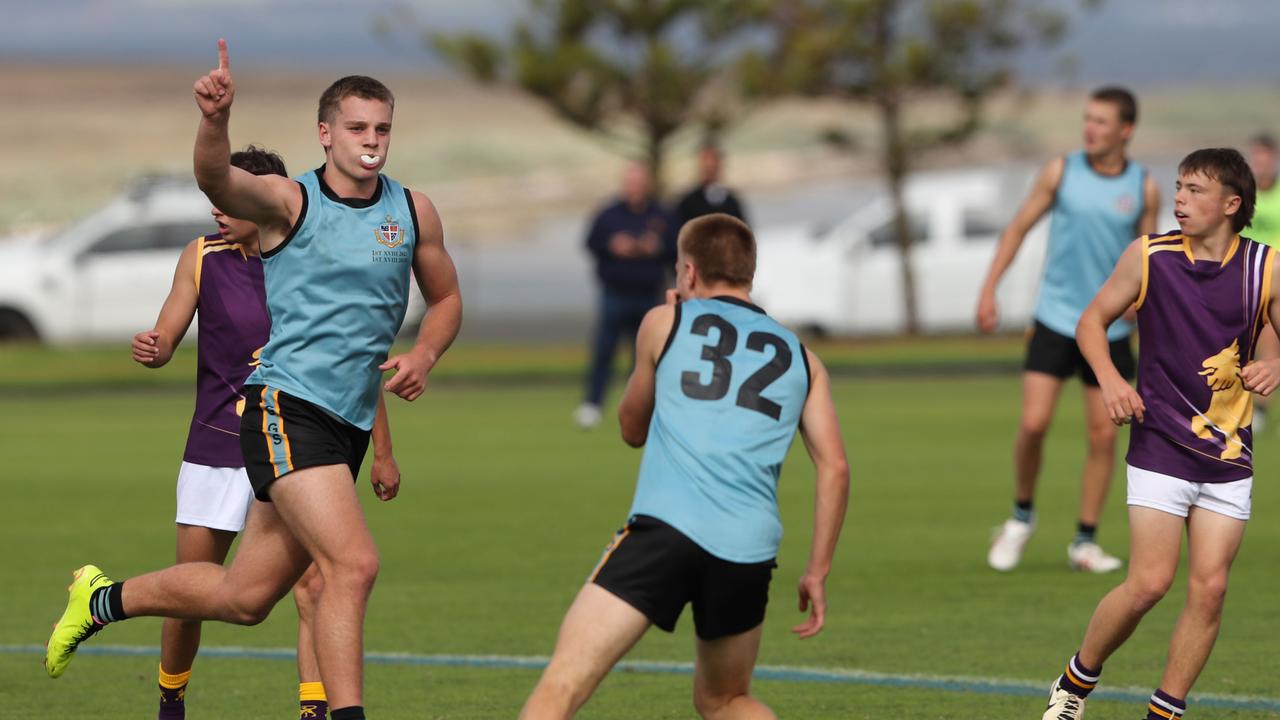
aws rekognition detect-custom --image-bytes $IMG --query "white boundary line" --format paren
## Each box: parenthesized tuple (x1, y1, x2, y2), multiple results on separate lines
(7, 644, 1279, 711)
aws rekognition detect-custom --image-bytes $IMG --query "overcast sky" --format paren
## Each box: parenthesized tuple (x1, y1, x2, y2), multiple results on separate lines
(3, 0, 1278, 87)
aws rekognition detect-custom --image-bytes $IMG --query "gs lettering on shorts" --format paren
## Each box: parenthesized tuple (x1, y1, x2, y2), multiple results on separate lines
(372, 214, 411, 264)
(267, 419, 284, 446)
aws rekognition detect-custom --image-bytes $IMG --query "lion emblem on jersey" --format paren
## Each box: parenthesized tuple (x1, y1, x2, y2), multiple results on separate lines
(375, 215, 403, 249)
(1191, 339, 1252, 460)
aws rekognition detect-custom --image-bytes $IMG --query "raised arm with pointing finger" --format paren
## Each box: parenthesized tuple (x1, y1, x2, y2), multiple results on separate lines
(192, 39, 301, 253)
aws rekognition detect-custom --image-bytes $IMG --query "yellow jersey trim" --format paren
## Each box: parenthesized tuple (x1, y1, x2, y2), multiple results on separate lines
(1137, 235, 1152, 310)
(194, 236, 206, 295)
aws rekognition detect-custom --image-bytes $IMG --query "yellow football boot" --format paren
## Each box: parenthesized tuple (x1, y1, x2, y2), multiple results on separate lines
(45, 564, 114, 678)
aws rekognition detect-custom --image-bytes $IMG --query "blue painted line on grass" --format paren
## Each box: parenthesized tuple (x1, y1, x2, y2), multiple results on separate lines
(7, 644, 1279, 712)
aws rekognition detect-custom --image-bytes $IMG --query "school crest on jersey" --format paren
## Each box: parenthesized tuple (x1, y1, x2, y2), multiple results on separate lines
(375, 215, 403, 249)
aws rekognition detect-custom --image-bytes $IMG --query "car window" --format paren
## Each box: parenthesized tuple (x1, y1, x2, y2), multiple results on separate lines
(87, 227, 156, 255)
(962, 208, 1004, 241)
(156, 222, 217, 250)
(87, 222, 214, 255)
(868, 214, 928, 248)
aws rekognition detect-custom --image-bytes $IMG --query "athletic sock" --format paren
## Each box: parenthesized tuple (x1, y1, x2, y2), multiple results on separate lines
(300, 681, 328, 719)
(1072, 522, 1098, 546)
(90, 582, 127, 624)
(1013, 500, 1034, 524)
(1058, 651, 1101, 698)
(330, 706, 364, 720)
(157, 665, 190, 720)
(1146, 688, 1186, 719)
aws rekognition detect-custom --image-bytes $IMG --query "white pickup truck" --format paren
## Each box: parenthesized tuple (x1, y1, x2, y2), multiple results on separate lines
(751, 168, 1049, 336)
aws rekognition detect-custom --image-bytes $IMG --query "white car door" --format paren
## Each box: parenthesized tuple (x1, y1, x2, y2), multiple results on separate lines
(78, 221, 213, 341)
(915, 200, 1005, 331)
(848, 210, 928, 334)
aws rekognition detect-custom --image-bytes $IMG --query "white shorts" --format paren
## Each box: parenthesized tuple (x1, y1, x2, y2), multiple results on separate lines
(175, 462, 254, 532)
(1126, 464, 1252, 521)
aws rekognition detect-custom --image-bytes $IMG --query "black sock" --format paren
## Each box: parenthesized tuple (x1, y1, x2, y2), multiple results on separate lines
(331, 706, 364, 720)
(90, 582, 127, 624)
(1013, 500, 1034, 524)
(1073, 522, 1098, 546)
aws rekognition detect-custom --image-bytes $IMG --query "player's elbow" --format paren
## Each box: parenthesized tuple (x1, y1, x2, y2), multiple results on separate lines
(619, 421, 648, 448)
(617, 409, 648, 447)
(826, 461, 851, 492)
(831, 457, 851, 484)
(195, 179, 231, 209)
(817, 457, 851, 496)
(1076, 310, 1101, 339)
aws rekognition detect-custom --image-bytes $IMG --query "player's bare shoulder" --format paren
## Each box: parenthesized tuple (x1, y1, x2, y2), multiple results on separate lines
(407, 189, 445, 246)
(639, 302, 679, 363)
(802, 345, 829, 384)
(1039, 155, 1068, 192)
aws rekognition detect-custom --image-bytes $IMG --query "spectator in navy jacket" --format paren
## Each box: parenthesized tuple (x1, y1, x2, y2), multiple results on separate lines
(674, 142, 749, 229)
(575, 162, 676, 428)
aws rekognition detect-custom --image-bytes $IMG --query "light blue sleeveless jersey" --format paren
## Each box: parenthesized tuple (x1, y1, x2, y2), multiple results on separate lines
(630, 296, 811, 563)
(246, 167, 417, 430)
(1035, 151, 1145, 340)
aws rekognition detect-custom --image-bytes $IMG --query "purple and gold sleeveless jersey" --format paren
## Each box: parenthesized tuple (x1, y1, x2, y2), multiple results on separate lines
(1127, 231, 1275, 482)
(183, 234, 270, 468)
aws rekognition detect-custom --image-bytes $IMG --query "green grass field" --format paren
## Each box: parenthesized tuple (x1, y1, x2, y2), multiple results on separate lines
(3, 346, 1279, 718)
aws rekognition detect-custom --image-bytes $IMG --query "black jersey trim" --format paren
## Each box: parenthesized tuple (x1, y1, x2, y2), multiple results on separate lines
(314, 165, 383, 208)
(656, 302, 682, 368)
(710, 295, 765, 314)
(264, 181, 308, 259)
(1083, 156, 1129, 179)
(799, 342, 813, 397)
(404, 187, 421, 245)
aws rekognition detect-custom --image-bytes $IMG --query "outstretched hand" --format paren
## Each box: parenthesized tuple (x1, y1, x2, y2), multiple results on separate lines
(193, 39, 234, 118)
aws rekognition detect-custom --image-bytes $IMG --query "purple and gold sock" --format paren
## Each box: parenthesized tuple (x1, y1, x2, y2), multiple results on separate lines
(1147, 688, 1186, 719)
(157, 665, 190, 720)
(1058, 651, 1101, 698)
(300, 681, 328, 719)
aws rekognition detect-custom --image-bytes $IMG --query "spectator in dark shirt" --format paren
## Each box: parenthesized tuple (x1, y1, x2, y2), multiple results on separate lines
(575, 162, 676, 428)
(674, 142, 748, 229)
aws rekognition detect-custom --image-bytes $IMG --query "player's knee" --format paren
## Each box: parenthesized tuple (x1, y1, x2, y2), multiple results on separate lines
(1188, 572, 1229, 612)
(292, 580, 318, 616)
(293, 570, 324, 610)
(224, 596, 273, 626)
(1086, 422, 1117, 451)
(326, 550, 380, 593)
(693, 688, 743, 719)
(1128, 574, 1174, 612)
(1017, 418, 1050, 443)
(532, 672, 588, 713)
